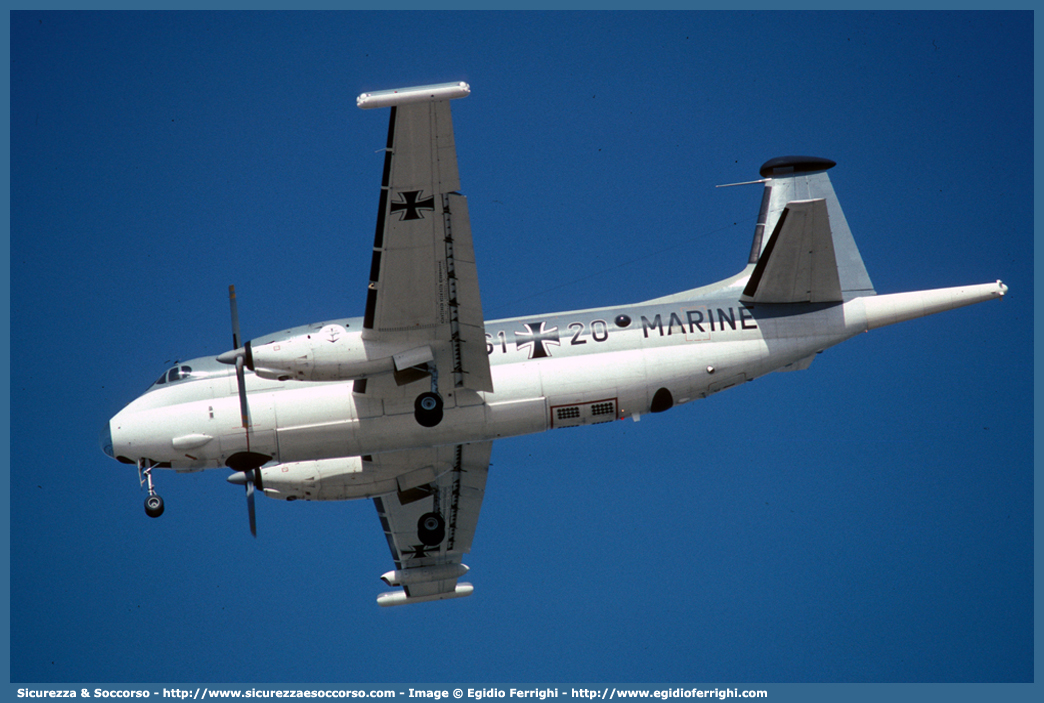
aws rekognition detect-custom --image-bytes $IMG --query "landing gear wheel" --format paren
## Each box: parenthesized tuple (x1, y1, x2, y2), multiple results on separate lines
(414, 392, 444, 428)
(144, 494, 165, 518)
(417, 512, 446, 546)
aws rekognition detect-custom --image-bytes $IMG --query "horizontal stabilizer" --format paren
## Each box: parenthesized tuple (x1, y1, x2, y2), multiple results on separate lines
(742, 199, 842, 304)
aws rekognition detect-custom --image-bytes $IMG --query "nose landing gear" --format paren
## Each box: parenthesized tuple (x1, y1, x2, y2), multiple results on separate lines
(138, 459, 164, 518)
(144, 493, 164, 518)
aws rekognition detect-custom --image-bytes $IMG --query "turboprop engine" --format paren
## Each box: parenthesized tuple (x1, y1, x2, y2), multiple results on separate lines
(227, 456, 401, 501)
(217, 322, 435, 384)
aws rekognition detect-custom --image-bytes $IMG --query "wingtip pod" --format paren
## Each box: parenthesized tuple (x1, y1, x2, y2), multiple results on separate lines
(860, 280, 1007, 331)
(380, 563, 469, 586)
(357, 81, 470, 109)
(377, 583, 474, 607)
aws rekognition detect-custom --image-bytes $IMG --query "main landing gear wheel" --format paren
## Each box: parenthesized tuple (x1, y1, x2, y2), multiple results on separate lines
(144, 494, 165, 518)
(414, 392, 444, 428)
(417, 512, 446, 546)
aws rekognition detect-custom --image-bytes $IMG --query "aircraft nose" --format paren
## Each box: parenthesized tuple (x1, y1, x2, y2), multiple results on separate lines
(100, 420, 114, 458)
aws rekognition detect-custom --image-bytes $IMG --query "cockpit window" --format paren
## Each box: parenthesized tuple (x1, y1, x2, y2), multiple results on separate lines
(154, 365, 192, 388)
(144, 359, 228, 394)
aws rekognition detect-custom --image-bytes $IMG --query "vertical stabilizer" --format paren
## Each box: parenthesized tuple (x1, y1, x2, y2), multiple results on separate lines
(747, 157, 875, 301)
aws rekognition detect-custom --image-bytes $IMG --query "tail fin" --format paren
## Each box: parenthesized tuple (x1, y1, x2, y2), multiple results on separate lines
(742, 157, 875, 303)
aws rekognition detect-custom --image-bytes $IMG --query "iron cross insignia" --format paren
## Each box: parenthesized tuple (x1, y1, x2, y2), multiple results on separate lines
(390, 190, 436, 221)
(515, 321, 561, 359)
(404, 544, 434, 560)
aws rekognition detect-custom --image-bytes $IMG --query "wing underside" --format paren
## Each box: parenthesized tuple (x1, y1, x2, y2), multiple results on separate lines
(355, 85, 494, 605)
(361, 92, 492, 394)
(372, 441, 492, 606)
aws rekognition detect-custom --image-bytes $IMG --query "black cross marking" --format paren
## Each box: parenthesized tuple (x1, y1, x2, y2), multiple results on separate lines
(390, 190, 436, 221)
(515, 321, 561, 359)
(403, 544, 433, 560)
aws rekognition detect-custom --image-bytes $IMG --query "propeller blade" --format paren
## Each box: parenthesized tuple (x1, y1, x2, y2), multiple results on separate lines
(246, 479, 257, 537)
(235, 355, 250, 429)
(227, 454, 270, 537)
(229, 284, 242, 350)
(227, 285, 252, 430)
(226, 286, 259, 538)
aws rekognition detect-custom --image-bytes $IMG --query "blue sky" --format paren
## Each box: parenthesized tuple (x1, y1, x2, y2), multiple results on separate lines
(8, 11, 1034, 688)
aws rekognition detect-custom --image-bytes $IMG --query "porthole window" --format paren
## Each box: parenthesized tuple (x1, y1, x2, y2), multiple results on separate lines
(614, 314, 631, 328)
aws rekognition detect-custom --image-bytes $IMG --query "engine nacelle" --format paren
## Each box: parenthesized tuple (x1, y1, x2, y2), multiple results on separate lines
(247, 324, 433, 383)
(250, 456, 398, 501)
(249, 324, 371, 381)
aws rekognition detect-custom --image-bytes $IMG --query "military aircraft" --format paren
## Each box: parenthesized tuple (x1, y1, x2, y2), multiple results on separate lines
(100, 82, 1007, 606)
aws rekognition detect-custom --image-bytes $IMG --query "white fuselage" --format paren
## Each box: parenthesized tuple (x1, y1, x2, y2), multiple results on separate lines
(104, 275, 1005, 506)
(106, 287, 865, 480)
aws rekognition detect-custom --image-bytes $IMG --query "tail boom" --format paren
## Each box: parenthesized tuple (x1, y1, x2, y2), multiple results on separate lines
(859, 281, 1007, 331)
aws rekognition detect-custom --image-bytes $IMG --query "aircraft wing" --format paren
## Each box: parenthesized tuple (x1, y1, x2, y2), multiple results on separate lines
(371, 441, 492, 606)
(360, 84, 493, 394)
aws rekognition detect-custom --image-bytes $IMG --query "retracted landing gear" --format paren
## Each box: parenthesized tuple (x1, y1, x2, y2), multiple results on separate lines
(138, 459, 164, 518)
(413, 362, 444, 428)
(417, 511, 446, 546)
(414, 393, 444, 427)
